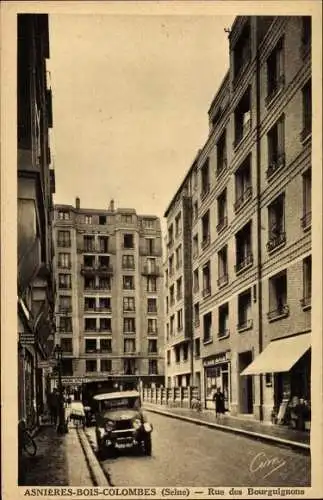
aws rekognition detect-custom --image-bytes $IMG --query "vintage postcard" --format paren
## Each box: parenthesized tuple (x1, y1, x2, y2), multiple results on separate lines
(1, 1, 322, 499)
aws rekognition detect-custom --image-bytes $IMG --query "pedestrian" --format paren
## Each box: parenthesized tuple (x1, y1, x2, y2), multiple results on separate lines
(213, 387, 225, 419)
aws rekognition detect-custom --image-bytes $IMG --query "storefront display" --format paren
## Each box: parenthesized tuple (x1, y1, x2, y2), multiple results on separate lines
(204, 351, 231, 410)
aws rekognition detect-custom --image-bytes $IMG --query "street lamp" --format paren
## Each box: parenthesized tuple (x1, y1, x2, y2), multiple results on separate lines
(54, 344, 67, 434)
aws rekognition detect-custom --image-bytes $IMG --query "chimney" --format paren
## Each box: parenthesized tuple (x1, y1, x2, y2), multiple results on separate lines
(109, 199, 115, 211)
(75, 197, 80, 209)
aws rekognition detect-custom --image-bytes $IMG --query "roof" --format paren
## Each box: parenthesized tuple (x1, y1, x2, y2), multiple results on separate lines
(93, 390, 140, 401)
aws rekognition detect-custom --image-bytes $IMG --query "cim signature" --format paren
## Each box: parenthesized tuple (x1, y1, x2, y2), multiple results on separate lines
(249, 451, 287, 479)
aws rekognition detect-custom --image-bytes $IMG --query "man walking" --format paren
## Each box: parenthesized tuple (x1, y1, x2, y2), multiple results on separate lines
(213, 387, 225, 419)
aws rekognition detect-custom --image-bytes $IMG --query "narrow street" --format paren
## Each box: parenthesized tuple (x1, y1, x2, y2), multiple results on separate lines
(86, 412, 310, 487)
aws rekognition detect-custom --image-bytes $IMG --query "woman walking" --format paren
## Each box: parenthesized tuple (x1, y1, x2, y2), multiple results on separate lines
(213, 387, 225, 419)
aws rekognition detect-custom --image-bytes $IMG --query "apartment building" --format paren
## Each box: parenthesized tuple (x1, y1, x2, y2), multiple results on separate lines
(53, 198, 164, 393)
(164, 16, 311, 422)
(17, 14, 56, 425)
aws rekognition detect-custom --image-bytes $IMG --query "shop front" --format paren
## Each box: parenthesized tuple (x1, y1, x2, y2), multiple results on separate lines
(241, 332, 311, 429)
(203, 351, 231, 411)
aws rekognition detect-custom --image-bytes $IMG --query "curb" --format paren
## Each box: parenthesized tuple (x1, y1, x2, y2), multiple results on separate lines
(77, 427, 110, 486)
(144, 406, 310, 453)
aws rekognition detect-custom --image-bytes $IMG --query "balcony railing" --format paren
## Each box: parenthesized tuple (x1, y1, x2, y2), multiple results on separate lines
(57, 326, 73, 333)
(84, 285, 111, 291)
(142, 265, 160, 276)
(58, 283, 71, 289)
(301, 212, 311, 230)
(202, 286, 211, 298)
(216, 159, 227, 178)
(216, 216, 228, 233)
(266, 231, 286, 253)
(266, 153, 285, 179)
(58, 263, 71, 269)
(300, 296, 311, 309)
(84, 326, 112, 333)
(265, 75, 285, 107)
(147, 329, 158, 335)
(234, 186, 252, 213)
(200, 184, 210, 201)
(84, 305, 112, 313)
(81, 264, 113, 275)
(218, 329, 230, 339)
(235, 252, 253, 274)
(201, 234, 210, 249)
(267, 304, 289, 321)
(58, 306, 72, 314)
(79, 245, 110, 254)
(237, 318, 253, 332)
(217, 273, 229, 288)
(57, 241, 71, 248)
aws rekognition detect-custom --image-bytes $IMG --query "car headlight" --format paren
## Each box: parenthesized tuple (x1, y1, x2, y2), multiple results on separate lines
(132, 418, 142, 430)
(104, 420, 115, 432)
(143, 422, 152, 433)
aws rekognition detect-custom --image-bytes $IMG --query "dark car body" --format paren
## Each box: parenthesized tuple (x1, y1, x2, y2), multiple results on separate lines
(94, 390, 153, 457)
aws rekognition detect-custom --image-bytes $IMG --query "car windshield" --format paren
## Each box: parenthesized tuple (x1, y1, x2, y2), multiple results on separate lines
(100, 397, 140, 411)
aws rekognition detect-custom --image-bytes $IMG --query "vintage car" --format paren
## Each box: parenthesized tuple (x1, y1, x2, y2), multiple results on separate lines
(94, 390, 153, 457)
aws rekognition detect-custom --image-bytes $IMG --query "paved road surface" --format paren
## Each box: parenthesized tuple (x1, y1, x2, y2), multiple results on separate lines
(85, 411, 310, 487)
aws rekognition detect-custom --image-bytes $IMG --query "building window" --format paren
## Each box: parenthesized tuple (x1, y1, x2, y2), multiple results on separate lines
(234, 87, 251, 147)
(98, 255, 111, 269)
(175, 244, 182, 269)
(301, 16, 311, 58)
(201, 210, 210, 248)
(148, 318, 157, 334)
(84, 318, 96, 331)
(301, 79, 312, 141)
(169, 285, 175, 306)
(83, 235, 95, 252)
(268, 270, 289, 321)
(165, 270, 168, 288)
(57, 230, 71, 247)
(302, 169, 312, 229)
(233, 21, 251, 81)
(121, 214, 133, 224)
(301, 256, 312, 309)
(169, 255, 174, 276)
(98, 297, 111, 312)
(234, 155, 252, 213)
(98, 277, 111, 290)
(99, 318, 111, 331)
(60, 338, 72, 354)
(175, 212, 182, 237)
(85, 339, 97, 353)
(203, 312, 212, 343)
(183, 343, 188, 361)
(166, 323, 170, 341)
(267, 115, 285, 178)
(100, 338, 112, 353)
(84, 297, 95, 311)
(218, 303, 229, 338)
(124, 338, 136, 353)
(143, 218, 155, 229)
(148, 339, 158, 354)
(100, 359, 112, 372)
(177, 309, 183, 331)
(147, 298, 157, 314)
(216, 130, 227, 177)
(201, 158, 210, 200)
(193, 234, 199, 259)
(98, 236, 109, 253)
(193, 268, 199, 294)
(85, 215, 92, 224)
(170, 315, 175, 336)
(123, 233, 134, 249)
(122, 254, 135, 269)
(84, 277, 95, 290)
(217, 246, 229, 287)
(167, 350, 171, 365)
(61, 359, 73, 376)
(124, 359, 136, 375)
(59, 317, 72, 333)
(176, 277, 183, 301)
(58, 274, 71, 289)
(166, 296, 169, 314)
(145, 238, 155, 255)
(193, 201, 198, 220)
(58, 253, 71, 269)
(98, 215, 107, 225)
(237, 289, 253, 331)
(123, 297, 135, 312)
(194, 302, 200, 327)
(195, 338, 200, 358)
(86, 360, 97, 373)
(217, 189, 228, 233)
(235, 221, 253, 274)
(168, 225, 174, 247)
(145, 276, 156, 292)
(266, 38, 284, 105)
(84, 255, 95, 268)
(123, 318, 135, 333)
(174, 346, 180, 363)
(58, 211, 70, 220)
(123, 275, 135, 290)
(202, 262, 211, 297)
(267, 194, 286, 252)
(148, 360, 158, 375)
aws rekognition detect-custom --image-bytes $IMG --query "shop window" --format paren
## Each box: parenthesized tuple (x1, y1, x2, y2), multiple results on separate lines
(235, 221, 253, 274)
(301, 256, 312, 309)
(268, 270, 289, 321)
(267, 193, 286, 253)
(301, 79, 312, 142)
(266, 115, 285, 179)
(100, 359, 112, 372)
(216, 130, 227, 177)
(201, 211, 210, 248)
(202, 262, 211, 297)
(237, 289, 253, 331)
(217, 246, 228, 287)
(266, 38, 285, 105)
(86, 360, 97, 373)
(234, 155, 252, 213)
(301, 169, 311, 230)
(218, 303, 229, 338)
(201, 158, 210, 200)
(123, 233, 134, 249)
(217, 189, 228, 233)
(234, 87, 251, 147)
(203, 312, 212, 343)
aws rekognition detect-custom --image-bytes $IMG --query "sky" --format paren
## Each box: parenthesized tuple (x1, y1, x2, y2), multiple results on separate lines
(49, 14, 235, 222)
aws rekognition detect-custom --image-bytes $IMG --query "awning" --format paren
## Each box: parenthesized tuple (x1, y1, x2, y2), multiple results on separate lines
(241, 333, 311, 376)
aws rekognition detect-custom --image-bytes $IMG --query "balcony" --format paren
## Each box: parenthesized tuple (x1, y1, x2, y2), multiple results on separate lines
(217, 273, 229, 288)
(147, 329, 158, 335)
(58, 283, 71, 290)
(147, 309, 158, 315)
(216, 159, 227, 179)
(265, 75, 285, 107)
(81, 264, 113, 276)
(267, 304, 289, 322)
(266, 153, 285, 179)
(142, 264, 160, 276)
(57, 240, 71, 248)
(237, 318, 253, 332)
(58, 263, 71, 270)
(234, 186, 252, 213)
(202, 286, 211, 298)
(301, 212, 311, 230)
(266, 232, 286, 253)
(216, 216, 228, 234)
(200, 184, 210, 202)
(201, 235, 210, 250)
(300, 296, 311, 310)
(57, 326, 73, 333)
(234, 253, 253, 274)
(58, 306, 72, 314)
(84, 284, 111, 292)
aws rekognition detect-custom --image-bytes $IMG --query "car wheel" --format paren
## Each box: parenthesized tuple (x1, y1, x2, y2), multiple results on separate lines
(143, 434, 152, 456)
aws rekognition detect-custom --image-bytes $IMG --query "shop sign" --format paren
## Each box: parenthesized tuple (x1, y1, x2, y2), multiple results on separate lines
(203, 351, 231, 367)
(37, 360, 50, 369)
(19, 331, 35, 344)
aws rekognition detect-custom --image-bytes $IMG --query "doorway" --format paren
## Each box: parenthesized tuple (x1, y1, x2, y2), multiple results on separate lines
(239, 351, 253, 414)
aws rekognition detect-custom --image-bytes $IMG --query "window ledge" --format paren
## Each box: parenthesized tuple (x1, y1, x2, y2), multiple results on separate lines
(265, 77, 285, 108)
(237, 320, 253, 333)
(203, 338, 213, 346)
(218, 332, 230, 340)
(266, 234, 286, 254)
(300, 298, 311, 311)
(267, 305, 289, 323)
(300, 130, 311, 145)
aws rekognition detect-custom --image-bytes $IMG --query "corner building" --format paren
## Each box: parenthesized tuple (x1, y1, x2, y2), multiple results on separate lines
(164, 16, 311, 422)
(53, 199, 164, 392)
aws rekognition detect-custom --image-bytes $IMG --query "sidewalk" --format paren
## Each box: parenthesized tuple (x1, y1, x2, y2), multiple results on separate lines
(20, 424, 94, 486)
(143, 403, 310, 452)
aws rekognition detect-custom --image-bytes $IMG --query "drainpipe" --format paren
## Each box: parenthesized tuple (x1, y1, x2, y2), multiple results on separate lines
(255, 37, 264, 421)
